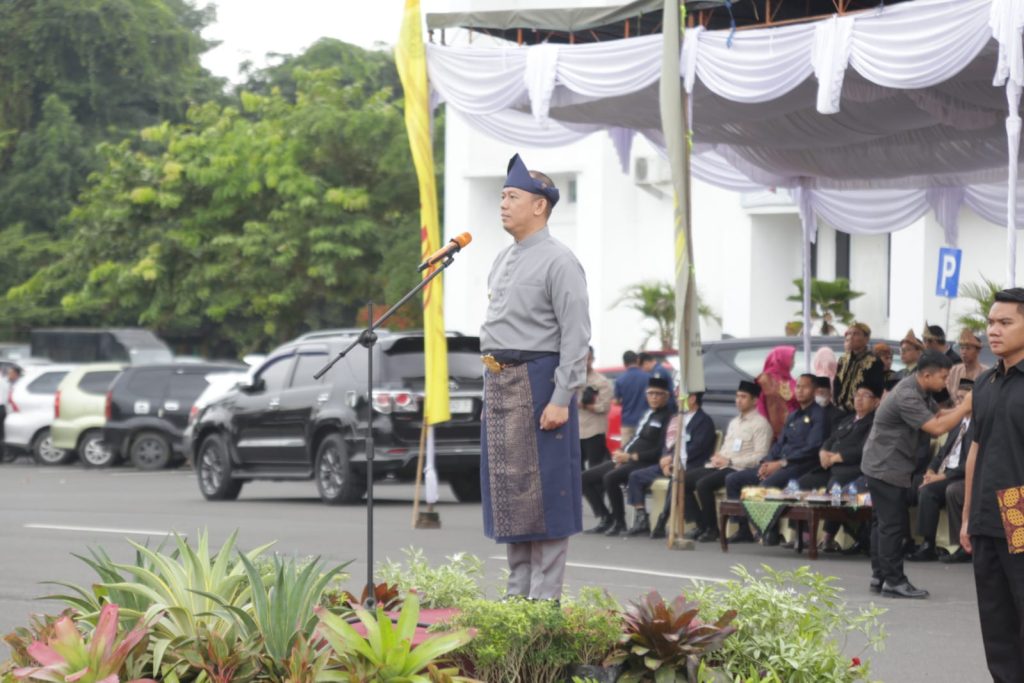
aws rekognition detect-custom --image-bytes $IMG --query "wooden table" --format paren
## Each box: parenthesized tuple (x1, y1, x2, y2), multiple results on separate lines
(718, 499, 873, 560)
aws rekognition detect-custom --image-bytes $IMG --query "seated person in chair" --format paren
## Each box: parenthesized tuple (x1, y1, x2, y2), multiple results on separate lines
(582, 376, 675, 536)
(682, 380, 773, 542)
(724, 374, 827, 543)
(906, 378, 974, 562)
(813, 375, 843, 437)
(623, 391, 716, 538)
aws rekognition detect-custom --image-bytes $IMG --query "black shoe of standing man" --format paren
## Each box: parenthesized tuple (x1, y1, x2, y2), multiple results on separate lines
(882, 580, 929, 599)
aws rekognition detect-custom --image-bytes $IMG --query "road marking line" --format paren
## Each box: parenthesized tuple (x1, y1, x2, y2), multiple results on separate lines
(25, 523, 179, 537)
(488, 556, 727, 583)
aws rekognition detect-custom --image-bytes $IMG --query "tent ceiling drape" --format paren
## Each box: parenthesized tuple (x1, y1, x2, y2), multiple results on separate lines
(426, 0, 1024, 256)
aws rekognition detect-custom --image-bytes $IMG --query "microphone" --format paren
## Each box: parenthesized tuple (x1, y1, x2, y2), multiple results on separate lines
(418, 232, 472, 271)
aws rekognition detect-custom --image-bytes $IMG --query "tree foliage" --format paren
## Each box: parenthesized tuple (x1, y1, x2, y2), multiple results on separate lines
(787, 278, 864, 336)
(615, 281, 720, 350)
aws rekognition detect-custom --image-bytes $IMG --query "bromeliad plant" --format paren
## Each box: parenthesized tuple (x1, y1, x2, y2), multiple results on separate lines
(11, 603, 157, 683)
(605, 590, 736, 683)
(314, 592, 477, 682)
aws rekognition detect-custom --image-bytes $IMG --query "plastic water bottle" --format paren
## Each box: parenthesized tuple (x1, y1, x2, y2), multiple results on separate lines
(830, 482, 843, 507)
(785, 479, 800, 497)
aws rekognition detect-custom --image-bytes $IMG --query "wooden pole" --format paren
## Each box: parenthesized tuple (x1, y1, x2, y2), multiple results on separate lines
(410, 421, 427, 527)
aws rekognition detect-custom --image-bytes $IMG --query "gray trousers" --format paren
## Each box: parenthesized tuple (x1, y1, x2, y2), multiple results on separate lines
(506, 538, 569, 599)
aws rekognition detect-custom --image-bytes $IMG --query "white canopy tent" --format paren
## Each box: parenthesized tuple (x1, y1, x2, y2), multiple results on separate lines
(425, 0, 1024, 365)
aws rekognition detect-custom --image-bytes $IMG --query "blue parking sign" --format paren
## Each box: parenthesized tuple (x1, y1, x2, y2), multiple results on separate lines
(936, 247, 962, 298)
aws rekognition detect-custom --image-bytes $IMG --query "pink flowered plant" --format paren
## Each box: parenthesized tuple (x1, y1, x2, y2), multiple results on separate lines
(13, 604, 157, 683)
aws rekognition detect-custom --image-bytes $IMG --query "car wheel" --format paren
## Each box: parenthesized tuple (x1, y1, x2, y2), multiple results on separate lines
(197, 433, 243, 501)
(129, 431, 171, 471)
(31, 429, 73, 466)
(449, 471, 482, 503)
(79, 430, 116, 468)
(315, 433, 364, 504)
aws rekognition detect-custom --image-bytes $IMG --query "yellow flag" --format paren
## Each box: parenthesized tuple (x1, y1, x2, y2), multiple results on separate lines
(397, 0, 450, 424)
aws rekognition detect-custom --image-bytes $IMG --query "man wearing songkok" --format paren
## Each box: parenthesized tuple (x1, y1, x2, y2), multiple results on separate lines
(907, 378, 974, 562)
(682, 380, 773, 543)
(582, 376, 674, 537)
(923, 323, 962, 364)
(960, 287, 1024, 679)
(895, 329, 925, 379)
(873, 342, 897, 384)
(834, 322, 884, 413)
(946, 328, 989, 396)
(480, 153, 590, 601)
(861, 350, 972, 599)
(725, 373, 827, 543)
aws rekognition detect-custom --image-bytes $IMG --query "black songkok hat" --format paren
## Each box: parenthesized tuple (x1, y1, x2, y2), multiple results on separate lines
(812, 376, 831, 390)
(856, 381, 883, 399)
(648, 376, 671, 392)
(884, 378, 900, 392)
(995, 288, 1024, 304)
(504, 154, 560, 209)
(959, 378, 976, 390)
(738, 380, 761, 397)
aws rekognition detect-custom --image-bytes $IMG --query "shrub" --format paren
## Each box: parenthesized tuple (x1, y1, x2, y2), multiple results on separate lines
(688, 565, 886, 683)
(376, 548, 485, 608)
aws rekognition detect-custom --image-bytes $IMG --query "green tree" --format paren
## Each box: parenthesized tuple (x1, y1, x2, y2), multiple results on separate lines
(957, 275, 1002, 333)
(616, 281, 720, 350)
(4, 65, 422, 356)
(787, 277, 864, 335)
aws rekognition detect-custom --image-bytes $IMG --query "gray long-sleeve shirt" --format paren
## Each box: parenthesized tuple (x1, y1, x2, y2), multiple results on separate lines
(480, 227, 590, 407)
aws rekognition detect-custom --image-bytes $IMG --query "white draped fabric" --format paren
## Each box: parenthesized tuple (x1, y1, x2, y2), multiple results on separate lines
(426, 0, 1024, 286)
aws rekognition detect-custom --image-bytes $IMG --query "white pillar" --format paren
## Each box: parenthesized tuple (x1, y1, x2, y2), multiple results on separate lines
(1007, 81, 1021, 287)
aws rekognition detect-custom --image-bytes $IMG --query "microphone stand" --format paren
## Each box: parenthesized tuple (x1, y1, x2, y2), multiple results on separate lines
(314, 252, 457, 608)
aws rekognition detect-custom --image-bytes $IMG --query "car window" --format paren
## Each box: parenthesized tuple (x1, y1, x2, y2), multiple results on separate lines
(124, 368, 168, 399)
(78, 371, 120, 395)
(168, 373, 210, 400)
(27, 371, 68, 394)
(257, 355, 295, 392)
(731, 347, 777, 378)
(291, 351, 329, 388)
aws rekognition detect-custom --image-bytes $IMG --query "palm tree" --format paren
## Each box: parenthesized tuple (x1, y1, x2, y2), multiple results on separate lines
(616, 281, 721, 350)
(956, 276, 1002, 333)
(787, 278, 864, 336)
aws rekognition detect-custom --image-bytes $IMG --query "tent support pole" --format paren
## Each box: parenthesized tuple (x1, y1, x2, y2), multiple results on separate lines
(1007, 82, 1021, 288)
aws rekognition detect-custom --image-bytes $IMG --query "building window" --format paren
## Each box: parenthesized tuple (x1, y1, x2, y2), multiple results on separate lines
(835, 231, 851, 280)
(567, 178, 578, 203)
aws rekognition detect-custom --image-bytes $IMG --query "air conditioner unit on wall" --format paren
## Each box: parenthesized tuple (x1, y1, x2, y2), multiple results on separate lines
(633, 156, 673, 185)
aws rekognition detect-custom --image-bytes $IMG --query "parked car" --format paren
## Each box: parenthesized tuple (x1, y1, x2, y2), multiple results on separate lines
(182, 369, 254, 465)
(4, 364, 77, 464)
(103, 362, 246, 471)
(30, 328, 173, 365)
(188, 331, 484, 504)
(50, 363, 125, 467)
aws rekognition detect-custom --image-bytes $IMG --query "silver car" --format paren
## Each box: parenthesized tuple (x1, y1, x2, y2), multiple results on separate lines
(4, 364, 78, 464)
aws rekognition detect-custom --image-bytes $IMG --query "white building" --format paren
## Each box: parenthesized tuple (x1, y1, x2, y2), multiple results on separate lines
(442, 110, 1024, 367)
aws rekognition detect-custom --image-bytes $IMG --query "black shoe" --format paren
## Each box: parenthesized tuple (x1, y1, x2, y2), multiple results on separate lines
(762, 529, 781, 547)
(698, 528, 720, 543)
(624, 511, 651, 537)
(682, 526, 704, 541)
(585, 515, 613, 534)
(940, 547, 972, 564)
(882, 581, 929, 599)
(869, 577, 882, 594)
(650, 514, 669, 539)
(727, 528, 755, 544)
(840, 541, 870, 556)
(819, 538, 842, 553)
(906, 542, 938, 563)
(604, 520, 627, 537)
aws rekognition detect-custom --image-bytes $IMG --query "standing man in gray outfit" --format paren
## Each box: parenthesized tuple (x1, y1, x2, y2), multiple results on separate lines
(479, 153, 591, 601)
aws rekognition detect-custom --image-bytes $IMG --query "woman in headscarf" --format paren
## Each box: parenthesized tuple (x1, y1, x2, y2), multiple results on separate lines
(756, 345, 799, 440)
(812, 346, 838, 390)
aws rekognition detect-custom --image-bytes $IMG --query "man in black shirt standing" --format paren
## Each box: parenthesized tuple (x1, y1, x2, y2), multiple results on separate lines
(961, 288, 1024, 680)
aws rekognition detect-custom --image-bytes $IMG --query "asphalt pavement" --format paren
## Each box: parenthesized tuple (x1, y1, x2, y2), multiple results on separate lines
(0, 461, 990, 681)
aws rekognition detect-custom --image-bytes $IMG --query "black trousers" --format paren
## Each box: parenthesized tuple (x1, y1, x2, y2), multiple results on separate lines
(866, 475, 910, 585)
(580, 434, 610, 470)
(916, 478, 954, 541)
(946, 480, 966, 544)
(581, 461, 646, 524)
(973, 534, 1024, 682)
(684, 466, 731, 531)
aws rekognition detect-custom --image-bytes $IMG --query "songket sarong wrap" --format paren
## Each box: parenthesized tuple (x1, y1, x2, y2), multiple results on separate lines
(481, 354, 582, 543)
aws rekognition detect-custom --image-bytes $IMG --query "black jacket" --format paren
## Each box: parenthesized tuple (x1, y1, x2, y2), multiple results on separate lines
(927, 419, 972, 481)
(822, 411, 875, 468)
(626, 405, 674, 465)
(682, 408, 717, 470)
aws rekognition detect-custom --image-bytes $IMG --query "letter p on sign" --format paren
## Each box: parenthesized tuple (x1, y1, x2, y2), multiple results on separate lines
(935, 247, 962, 299)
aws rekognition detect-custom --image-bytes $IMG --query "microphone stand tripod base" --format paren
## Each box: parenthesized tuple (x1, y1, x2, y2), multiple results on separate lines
(668, 538, 696, 551)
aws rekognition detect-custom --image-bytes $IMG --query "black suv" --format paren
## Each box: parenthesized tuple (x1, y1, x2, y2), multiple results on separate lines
(188, 331, 484, 504)
(104, 362, 245, 470)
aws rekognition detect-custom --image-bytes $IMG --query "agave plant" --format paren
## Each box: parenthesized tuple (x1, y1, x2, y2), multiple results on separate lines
(314, 592, 477, 682)
(605, 591, 736, 683)
(335, 581, 404, 612)
(11, 603, 157, 683)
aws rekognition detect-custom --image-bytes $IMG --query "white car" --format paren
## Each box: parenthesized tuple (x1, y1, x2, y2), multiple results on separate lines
(4, 364, 78, 464)
(181, 370, 251, 465)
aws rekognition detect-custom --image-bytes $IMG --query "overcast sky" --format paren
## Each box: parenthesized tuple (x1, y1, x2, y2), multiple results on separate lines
(199, 1, 408, 81)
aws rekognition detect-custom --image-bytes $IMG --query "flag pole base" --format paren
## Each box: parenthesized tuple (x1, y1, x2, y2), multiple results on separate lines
(667, 538, 696, 551)
(415, 511, 441, 529)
